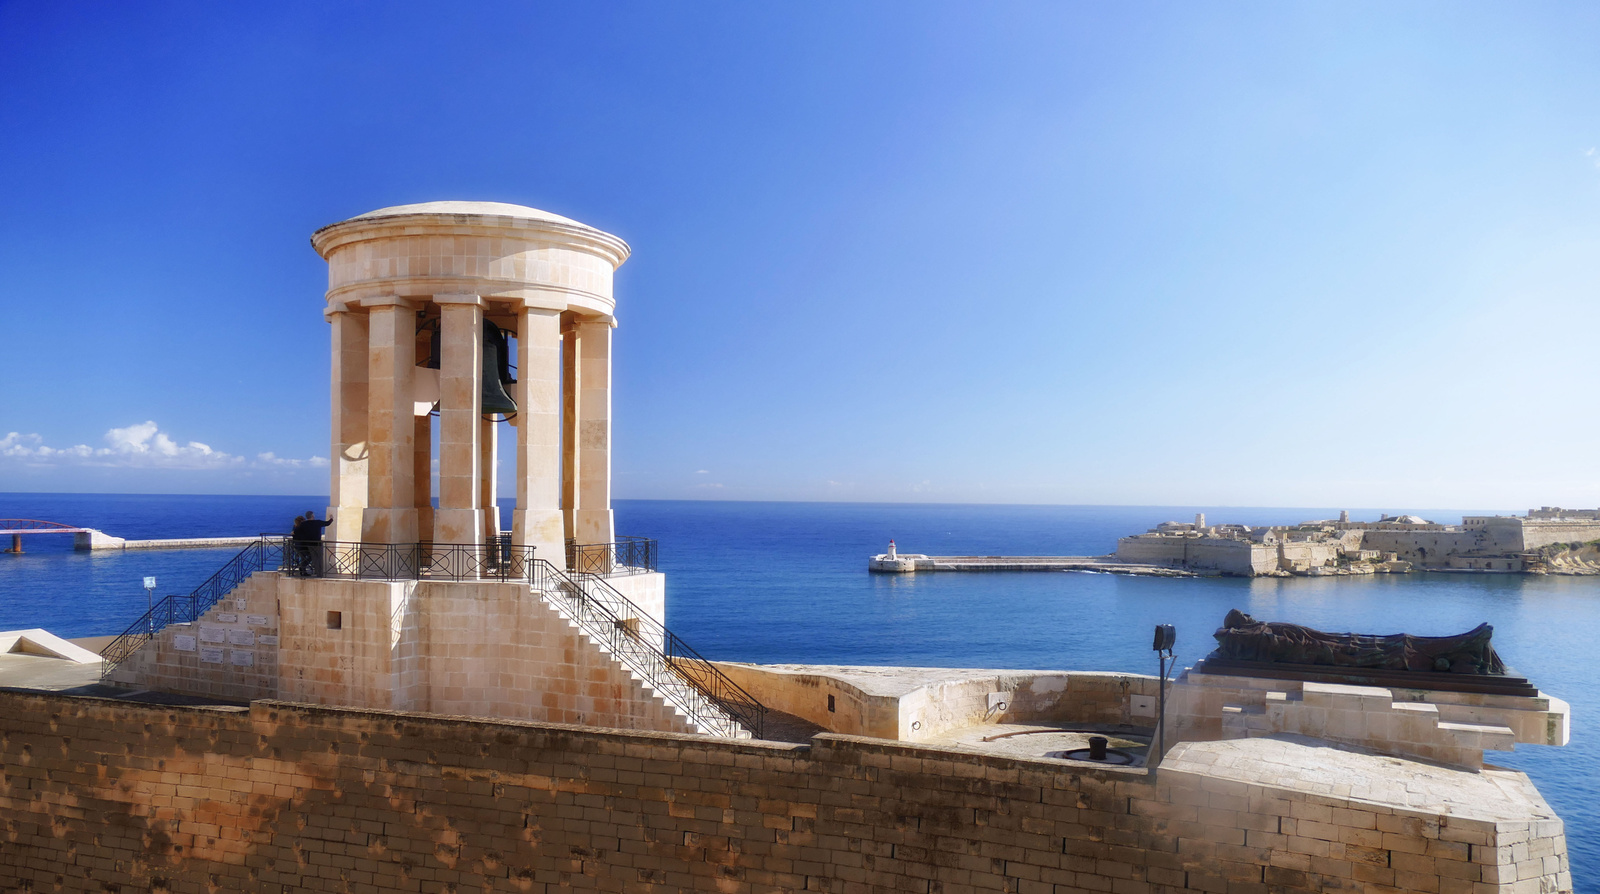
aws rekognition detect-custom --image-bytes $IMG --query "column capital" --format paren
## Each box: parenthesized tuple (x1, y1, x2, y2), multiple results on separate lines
(433, 293, 485, 307)
(563, 313, 615, 334)
(359, 294, 417, 309)
(323, 299, 359, 319)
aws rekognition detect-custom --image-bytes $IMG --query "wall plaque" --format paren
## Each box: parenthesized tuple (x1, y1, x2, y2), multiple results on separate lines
(199, 627, 225, 643)
(258, 635, 279, 646)
(173, 635, 197, 652)
(199, 647, 224, 663)
(215, 613, 240, 624)
(227, 630, 255, 646)
(246, 615, 270, 626)
(230, 651, 254, 667)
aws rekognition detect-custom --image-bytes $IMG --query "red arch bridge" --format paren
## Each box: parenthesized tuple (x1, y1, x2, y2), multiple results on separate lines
(0, 519, 94, 553)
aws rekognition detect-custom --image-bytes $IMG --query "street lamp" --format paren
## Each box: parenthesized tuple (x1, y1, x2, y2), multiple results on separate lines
(1151, 624, 1176, 768)
(143, 576, 156, 635)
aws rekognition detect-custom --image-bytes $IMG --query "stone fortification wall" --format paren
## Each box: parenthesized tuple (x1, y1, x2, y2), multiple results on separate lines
(1520, 519, 1600, 551)
(713, 665, 1162, 742)
(1358, 529, 1488, 565)
(0, 690, 1569, 893)
(1116, 536, 1275, 575)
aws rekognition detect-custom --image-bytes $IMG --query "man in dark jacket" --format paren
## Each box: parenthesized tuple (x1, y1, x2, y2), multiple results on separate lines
(292, 511, 333, 577)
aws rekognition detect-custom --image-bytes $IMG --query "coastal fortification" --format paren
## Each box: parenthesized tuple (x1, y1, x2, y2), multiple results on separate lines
(1116, 508, 1600, 577)
(0, 204, 1575, 892)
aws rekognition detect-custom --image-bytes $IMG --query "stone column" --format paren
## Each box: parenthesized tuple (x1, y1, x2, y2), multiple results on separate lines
(514, 307, 564, 560)
(433, 294, 484, 545)
(561, 319, 578, 544)
(413, 414, 433, 542)
(328, 310, 369, 542)
(573, 317, 614, 546)
(480, 417, 499, 539)
(361, 298, 418, 544)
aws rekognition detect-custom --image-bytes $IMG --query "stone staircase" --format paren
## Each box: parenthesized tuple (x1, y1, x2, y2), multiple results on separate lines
(533, 562, 758, 739)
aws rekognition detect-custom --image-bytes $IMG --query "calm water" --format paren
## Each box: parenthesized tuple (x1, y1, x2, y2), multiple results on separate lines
(2, 494, 1596, 884)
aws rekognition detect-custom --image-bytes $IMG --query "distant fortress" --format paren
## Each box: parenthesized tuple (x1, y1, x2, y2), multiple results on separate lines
(1116, 506, 1600, 577)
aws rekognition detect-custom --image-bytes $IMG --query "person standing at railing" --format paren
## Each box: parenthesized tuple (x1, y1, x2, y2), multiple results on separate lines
(291, 511, 332, 577)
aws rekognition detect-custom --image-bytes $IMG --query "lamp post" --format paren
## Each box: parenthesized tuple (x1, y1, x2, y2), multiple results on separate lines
(143, 576, 156, 635)
(1151, 624, 1176, 770)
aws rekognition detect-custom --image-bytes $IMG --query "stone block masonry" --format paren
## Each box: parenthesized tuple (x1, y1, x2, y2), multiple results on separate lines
(0, 690, 1568, 893)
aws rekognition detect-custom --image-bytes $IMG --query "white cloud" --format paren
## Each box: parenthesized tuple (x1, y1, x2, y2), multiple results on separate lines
(694, 469, 710, 474)
(0, 423, 322, 471)
(257, 452, 330, 468)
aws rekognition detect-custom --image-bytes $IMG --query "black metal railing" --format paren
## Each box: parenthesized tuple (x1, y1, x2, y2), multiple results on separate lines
(101, 535, 290, 679)
(565, 536, 658, 576)
(294, 537, 536, 582)
(532, 557, 764, 739)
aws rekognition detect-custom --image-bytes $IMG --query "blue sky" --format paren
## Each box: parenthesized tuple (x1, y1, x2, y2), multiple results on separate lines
(1, 2, 1597, 508)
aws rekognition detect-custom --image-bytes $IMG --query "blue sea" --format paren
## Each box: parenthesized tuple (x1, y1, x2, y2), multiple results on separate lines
(2, 494, 1596, 884)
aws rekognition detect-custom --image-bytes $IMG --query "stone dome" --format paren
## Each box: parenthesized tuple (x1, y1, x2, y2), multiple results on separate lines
(347, 201, 583, 227)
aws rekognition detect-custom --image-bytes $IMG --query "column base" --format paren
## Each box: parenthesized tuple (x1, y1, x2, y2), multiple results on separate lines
(361, 508, 419, 545)
(331, 505, 366, 543)
(574, 509, 614, 547)
(434, 508, 484, 545)
(513, 508, 566, 565)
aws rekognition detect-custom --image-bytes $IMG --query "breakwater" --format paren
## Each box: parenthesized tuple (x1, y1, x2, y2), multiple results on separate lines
(869, 553, 1199, 576)
(73, 529, 260, 551)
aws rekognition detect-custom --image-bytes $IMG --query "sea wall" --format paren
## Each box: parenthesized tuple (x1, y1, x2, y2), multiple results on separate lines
(0, 690, 1569, 893)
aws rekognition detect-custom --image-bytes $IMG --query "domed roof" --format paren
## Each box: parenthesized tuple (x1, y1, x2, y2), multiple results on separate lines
(347, 201, 582, 226)
(311, 199, 630, 265)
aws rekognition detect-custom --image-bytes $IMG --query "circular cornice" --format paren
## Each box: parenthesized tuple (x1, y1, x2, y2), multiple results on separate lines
(311, 201, 632, 269)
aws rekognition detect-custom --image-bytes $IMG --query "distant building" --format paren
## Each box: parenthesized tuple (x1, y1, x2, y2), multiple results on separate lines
(1116, 508, 1600, 576)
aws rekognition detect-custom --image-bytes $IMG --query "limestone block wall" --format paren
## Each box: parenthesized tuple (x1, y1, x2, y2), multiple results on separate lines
(0, 690, 1569, 894)
(604, 571, 666, 647)
(1117, 536, 1273, 574)
(1360, 529, 1491, 565)
(1170, 665, 1570, 767)
(896, 671, 1163, 742)
(104, 573, 281, 701)
(712, 663, 901, 738)
(1520, 519, 1600, 550)
(407, 578, 692, 732)
(713, 665, 1163, 742)
(114, 572, 697, 735)
(275, 575, 422, 710)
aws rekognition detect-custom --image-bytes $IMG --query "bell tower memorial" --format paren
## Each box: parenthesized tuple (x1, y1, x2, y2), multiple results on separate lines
(310, 201, 629, 560)
(102, 201, 767, 738)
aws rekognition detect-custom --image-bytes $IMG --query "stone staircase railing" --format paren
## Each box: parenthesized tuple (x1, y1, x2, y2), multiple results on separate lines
(531, 558, 765, 739)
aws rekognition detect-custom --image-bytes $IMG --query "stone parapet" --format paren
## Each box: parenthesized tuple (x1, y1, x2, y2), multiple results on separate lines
(1172, 664, 1570, 769)
(0, 690, 1569, 893)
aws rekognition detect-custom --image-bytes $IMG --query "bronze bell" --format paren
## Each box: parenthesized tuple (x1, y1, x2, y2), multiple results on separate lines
(481, 319, 518, 417)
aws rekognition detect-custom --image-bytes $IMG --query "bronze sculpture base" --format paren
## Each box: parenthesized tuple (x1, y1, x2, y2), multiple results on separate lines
(1195, 656, 1539, 697)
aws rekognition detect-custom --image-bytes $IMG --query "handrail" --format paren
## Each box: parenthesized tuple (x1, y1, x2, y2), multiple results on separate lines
(565, 536, 658, 576)
(532, 557, 765, 739)
(302, 538, 536, 582)
(101, 535, 290, 679)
